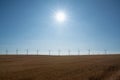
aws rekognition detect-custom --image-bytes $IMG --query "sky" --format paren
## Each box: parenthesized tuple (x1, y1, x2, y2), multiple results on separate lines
(0, 0, 120, 54)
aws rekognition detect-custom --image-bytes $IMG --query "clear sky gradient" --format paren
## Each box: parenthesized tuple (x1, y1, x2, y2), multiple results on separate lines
(0, 0, 120, 53)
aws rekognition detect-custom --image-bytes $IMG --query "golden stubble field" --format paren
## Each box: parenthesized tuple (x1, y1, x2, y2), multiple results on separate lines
(0, 54, 120, 80)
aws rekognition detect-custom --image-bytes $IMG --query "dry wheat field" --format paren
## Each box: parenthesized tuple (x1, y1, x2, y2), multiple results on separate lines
(0, 54, 120, 80)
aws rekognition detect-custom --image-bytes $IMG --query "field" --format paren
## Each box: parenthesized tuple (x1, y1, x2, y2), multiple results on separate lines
(0, 54, 120, 80)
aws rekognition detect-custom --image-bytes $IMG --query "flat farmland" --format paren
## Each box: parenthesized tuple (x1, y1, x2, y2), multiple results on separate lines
(0, 55, 120, 80)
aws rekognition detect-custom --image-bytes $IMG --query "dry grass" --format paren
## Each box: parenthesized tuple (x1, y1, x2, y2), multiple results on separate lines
(0, 54, 120, 80)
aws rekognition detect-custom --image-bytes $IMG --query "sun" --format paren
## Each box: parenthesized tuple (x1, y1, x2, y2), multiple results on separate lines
(55, 11, 66, 22)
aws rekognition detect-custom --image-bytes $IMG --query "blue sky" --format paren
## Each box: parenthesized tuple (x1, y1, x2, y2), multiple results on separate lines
(0, 0, 120, 53)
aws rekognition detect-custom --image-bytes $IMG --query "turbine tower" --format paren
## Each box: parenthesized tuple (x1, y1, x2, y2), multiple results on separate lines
(6, 49, 8, 55)
(78, 49, 80, 55)
(16, 49, 18, 55)
(58, 49, 61, 56)
(88, 49, 90, 55)
(26, 49, 28, 55)
(37, 49, 39, 55)
(68, 49, 71, 56)
(49, 50, 51, 56)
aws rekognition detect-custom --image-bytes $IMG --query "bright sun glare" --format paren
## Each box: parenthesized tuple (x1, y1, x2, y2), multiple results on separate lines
(55, 11, 66, 22)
